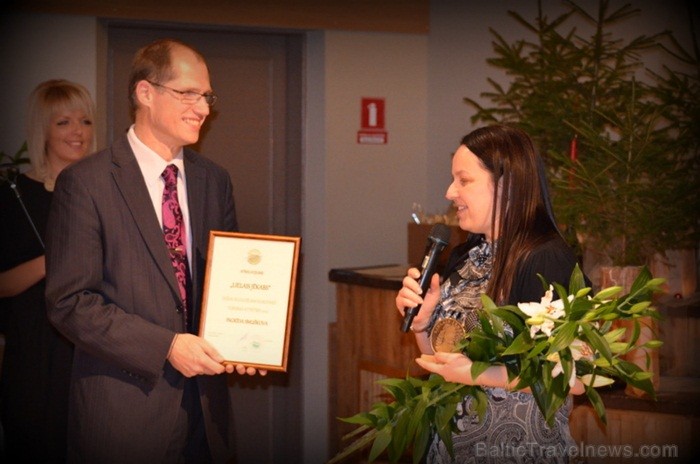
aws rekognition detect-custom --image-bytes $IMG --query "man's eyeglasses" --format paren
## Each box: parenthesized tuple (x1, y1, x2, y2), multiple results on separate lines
(147, 80, 217, 107)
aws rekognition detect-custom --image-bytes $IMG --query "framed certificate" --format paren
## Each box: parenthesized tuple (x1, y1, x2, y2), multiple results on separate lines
(199, 231, 301, 372)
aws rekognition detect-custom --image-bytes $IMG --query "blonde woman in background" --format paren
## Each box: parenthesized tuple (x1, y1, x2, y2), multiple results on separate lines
(0, 79, 95, 462)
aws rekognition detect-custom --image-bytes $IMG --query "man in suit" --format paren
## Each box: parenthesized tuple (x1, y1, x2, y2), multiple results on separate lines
(45, 38, 264, 463)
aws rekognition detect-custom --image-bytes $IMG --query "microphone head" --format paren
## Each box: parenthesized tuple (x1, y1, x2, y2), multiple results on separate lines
(429, 223, 452, 246)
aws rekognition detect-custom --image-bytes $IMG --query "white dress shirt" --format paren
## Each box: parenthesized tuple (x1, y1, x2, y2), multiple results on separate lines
(127, 125, 192, 271)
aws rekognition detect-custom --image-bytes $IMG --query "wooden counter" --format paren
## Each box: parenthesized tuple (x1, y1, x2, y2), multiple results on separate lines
(328, 265, 425, 461)
(569, 294, 700, 463)
(328, 266, 700, 462)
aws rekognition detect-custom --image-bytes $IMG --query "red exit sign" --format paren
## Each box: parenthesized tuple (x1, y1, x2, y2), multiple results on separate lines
(358, 97, 387, 144)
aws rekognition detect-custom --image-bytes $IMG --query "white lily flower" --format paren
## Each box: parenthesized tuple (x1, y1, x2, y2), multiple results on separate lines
(517, 286, 569, 337)
(549, 339, 595, 388)
(550, 354, 577, 388)
(570, 338, 595, 361)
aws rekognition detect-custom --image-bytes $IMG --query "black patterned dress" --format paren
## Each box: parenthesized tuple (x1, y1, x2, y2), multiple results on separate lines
(424, 239, 577, 464)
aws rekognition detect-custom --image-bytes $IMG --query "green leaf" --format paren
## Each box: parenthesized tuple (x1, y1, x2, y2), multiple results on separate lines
(584, 385, 608, 425)
(501, 332, 532, 355)
(569, 298, 595, 321)
(491, 307, 526, 333)
(367, 425, 392, 462)
(603, 327, 627, 343)
(404, 399, 428, 449)
(328, 427, 379, 464)
(552, 281, 570, 305)
(615, 360, 656, 399)
(629, 266, 653, 295)
(378, 377, 416, 403)
(470, 361, 491, 380)
(529, 375, 558, 427)
(580, 324, 613, 362)
(525, 338, 550, 360)
(546, 322, 577, 355)
(480, 293, 499, 311)
(468, 388, 489, 422)
(340, 424, 372, 442)
(568, 263, 588, 294)
(435, 416, 456, 459)
(341, 411, 379, 426)
(412, 420, 431, 464)
(623, 319, 642, 346)
(389, 409, 411, 457)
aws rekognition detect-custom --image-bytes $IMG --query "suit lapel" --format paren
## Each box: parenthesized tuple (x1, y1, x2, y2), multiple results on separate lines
(184, 151, 207, 258)
(110, 136, 181, 299)
(184, 151, 206, 317)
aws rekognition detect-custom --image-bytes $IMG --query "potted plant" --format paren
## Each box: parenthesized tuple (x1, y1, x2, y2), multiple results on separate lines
(0, 141, 29, 184)
(464, 0, 699, 292)
(463, 0, 698, 397)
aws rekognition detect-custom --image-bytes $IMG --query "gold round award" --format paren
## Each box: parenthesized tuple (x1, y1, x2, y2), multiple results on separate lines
(430, 318, 466, 353)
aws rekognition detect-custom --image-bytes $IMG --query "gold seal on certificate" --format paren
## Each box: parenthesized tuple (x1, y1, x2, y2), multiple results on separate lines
(430, 318, 466, 353)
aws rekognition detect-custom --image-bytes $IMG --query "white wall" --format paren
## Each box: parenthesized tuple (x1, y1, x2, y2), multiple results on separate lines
(301, 29, 429, 462)
(324, 31, 428, 271)
(0, 14, 100, 157)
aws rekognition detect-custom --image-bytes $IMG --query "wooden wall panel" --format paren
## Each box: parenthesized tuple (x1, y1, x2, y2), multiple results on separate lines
(570, 405, 698, 462)
(10, 0, 430, 33)
(329, 281, 425, 462)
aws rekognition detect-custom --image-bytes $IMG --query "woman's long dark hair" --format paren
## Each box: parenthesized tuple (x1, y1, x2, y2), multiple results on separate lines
(460, 125, 561, 303)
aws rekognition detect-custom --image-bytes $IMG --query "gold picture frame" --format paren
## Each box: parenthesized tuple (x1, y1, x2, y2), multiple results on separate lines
(199, 231, 301, 372)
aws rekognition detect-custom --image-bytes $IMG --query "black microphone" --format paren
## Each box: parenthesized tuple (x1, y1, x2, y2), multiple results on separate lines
(401, 223, 451, 332)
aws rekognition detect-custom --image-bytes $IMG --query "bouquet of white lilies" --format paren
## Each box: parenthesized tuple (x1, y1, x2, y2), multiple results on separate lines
(329, 265, 665, 464)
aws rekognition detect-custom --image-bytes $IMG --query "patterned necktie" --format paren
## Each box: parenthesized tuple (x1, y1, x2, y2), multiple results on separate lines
(161, 164, 190, 330)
